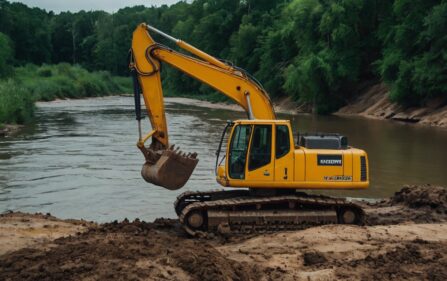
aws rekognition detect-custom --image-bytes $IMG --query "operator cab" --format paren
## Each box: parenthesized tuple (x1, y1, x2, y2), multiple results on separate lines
(215, 119, 293, 185)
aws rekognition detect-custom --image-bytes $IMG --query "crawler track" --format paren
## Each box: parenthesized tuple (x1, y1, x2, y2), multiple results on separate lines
(174, 190, 365, 236)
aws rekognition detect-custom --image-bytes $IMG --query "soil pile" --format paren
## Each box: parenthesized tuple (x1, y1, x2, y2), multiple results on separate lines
(339, 240, 447, 281)
(217, 223, 447, 281)
(391, 184, 447, 212)
(364, 184, 447, 225)
(1, 185, 447, 281)
(0, 218, 259, 281)
(0, 212, 93, 256)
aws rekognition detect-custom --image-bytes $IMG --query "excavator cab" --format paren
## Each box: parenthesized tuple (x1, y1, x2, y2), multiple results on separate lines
(216, 120, 294, 187)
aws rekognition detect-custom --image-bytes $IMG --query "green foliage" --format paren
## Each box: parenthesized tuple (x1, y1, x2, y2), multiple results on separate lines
(0, 0, 52, 64)
(0, 0, 445, 113)
(0, 62, 129, 125)
(13, 64, 125, 101)
(0, 32, 14, 78)
(377, 0, 447, 106)
(0, 79, 34, 124)
(270, 0, 384, 113)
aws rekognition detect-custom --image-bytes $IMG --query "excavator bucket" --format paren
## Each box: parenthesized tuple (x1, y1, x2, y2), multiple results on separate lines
(140, 145, 199, 190)
(130, 27, 199, 190)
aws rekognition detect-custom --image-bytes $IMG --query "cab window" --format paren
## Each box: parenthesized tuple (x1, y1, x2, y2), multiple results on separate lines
(248, 125, 272, 171)
(228, 125, 252, 179)
(276, 125, 290, 158)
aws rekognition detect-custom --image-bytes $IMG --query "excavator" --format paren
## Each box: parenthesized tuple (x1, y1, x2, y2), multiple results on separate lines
(129, 23, 369, 235)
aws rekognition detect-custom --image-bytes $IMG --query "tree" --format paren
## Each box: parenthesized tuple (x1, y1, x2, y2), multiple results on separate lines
(377, 0, 447, 106)
(0, 32, 13, 77)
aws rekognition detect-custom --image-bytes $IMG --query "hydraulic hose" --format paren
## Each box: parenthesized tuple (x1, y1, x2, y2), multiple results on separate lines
(131, 69, 142, 121)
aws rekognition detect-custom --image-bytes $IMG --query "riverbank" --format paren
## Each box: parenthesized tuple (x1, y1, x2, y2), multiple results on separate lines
(1, 184, 446, 280)
(336, 83, 447, 128)
(0, 124, 23, 138)
(167, 87, 447, 129)
(165, 96, 302, 115)
(0, 64, 131, 133)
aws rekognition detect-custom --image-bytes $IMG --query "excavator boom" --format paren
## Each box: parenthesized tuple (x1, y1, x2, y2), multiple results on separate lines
(130, 23, 275, 189)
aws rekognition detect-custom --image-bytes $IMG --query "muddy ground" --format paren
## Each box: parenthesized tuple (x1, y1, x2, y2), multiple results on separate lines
(1, 184, 446, 281)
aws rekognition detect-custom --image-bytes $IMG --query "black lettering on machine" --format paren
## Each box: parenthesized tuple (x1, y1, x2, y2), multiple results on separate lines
(317, 155, 342, 166)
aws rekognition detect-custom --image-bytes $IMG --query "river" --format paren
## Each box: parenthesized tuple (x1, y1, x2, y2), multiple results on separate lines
(1, 96, 446, 222)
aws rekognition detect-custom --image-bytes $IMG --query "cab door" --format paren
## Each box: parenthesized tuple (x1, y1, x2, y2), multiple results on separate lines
(245, 124, 274, 182)
(227, 124, 252, 180)
(274, 124, 294, 182)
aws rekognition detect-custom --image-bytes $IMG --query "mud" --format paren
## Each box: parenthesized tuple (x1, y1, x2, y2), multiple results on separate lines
(364, 184, 447, 225)
(338, 240, 447, 281)
(303, 251, 327, 266)
(391, 184, 447, 211)
(1, 185, 447, 281)
(0, 124, 23, 138)
(0, 218, 260, 281)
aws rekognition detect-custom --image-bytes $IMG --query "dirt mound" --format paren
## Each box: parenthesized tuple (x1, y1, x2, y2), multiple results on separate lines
(391, 184, 447, 212)
(303, 251, 327, 266)
(364, 185, 447, 225)
(0, 218, 259, 281)
(0, 211, 94, 256)
(337, 240, 447, 281)
(217, 223, 447, 281)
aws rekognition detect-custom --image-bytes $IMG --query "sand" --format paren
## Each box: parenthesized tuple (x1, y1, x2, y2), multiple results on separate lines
(1, 184, 446, 281)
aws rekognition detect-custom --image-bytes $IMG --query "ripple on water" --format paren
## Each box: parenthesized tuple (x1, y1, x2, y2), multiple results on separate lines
(1, 96, 447, 222)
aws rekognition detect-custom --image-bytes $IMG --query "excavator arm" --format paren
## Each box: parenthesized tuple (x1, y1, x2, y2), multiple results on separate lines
(130, 23, 275, 190)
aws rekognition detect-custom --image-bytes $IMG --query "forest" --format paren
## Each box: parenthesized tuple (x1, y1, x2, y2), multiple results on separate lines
(0, 0, 446, 124)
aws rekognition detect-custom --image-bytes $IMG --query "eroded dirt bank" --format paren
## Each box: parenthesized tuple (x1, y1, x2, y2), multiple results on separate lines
(1, 184, 446, 281)
(0, 124, 23, 138)
(336, 83, 447, 128)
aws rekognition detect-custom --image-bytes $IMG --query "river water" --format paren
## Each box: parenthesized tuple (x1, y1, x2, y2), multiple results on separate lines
(1, 96, 446, 222)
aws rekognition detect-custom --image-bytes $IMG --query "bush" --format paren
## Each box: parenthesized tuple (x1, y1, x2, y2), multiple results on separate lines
(377, 0, 447, 106)
(0, 80, 34, 124)
(37, 65, 53, 77)
(14, 63, 128, 101)
(0, 64, 130, 125)
(0, 33, 14, 78)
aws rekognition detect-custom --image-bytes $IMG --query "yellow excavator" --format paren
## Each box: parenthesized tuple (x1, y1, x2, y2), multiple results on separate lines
(129, 24, 369, 235)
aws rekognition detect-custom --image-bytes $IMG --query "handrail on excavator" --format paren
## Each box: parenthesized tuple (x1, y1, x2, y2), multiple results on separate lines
(144, 24, 234, 71)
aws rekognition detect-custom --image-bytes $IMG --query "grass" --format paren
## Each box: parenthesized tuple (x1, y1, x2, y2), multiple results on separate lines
(0, 63, 131, 126)
(14, 63, 130, 101)
(0, 79, 34, 125)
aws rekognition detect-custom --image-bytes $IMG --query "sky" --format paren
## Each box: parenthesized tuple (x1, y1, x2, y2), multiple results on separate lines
(10, 0, 181, 13)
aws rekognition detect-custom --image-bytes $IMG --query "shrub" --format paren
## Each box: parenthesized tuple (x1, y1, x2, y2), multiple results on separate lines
(1, 63, 129, 125)
(0, 80, 34, 124)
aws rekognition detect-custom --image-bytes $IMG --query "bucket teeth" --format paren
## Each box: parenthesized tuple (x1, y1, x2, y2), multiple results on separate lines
(140, 143, 199, 190)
